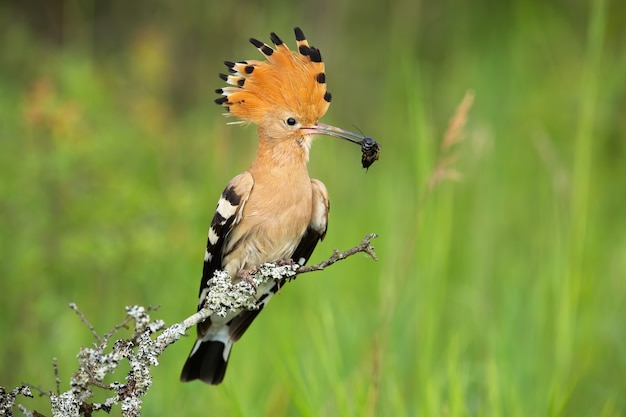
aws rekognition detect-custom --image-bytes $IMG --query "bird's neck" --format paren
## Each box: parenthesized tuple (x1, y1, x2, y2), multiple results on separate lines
(249, 130, 311, 180)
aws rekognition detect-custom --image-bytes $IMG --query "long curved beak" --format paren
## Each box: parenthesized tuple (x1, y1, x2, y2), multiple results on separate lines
(300, 123, 380, 169)
(300, 123, 367, 145)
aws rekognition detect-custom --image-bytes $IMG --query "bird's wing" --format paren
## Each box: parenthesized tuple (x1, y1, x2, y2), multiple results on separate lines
(181, 173, 254, 384)
(226, 179, 329, 341)
(196, 172, 254, 312)
(291, 179, 329, 265)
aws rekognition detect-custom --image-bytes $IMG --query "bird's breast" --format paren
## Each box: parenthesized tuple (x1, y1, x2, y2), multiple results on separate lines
(222, 171, 313, 276)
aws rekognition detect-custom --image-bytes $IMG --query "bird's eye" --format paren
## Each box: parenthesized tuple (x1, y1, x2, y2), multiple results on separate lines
(286, 117, 297, 126)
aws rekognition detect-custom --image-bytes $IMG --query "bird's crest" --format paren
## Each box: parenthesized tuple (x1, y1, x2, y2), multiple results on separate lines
(215, 27, 332, 125)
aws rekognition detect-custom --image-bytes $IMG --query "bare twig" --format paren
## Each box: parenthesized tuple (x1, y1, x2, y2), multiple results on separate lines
(297, 233, 378, 273)
(53, 359, 60, 396)
(22, 384, 45, 398)
(69, 303, 101, 344)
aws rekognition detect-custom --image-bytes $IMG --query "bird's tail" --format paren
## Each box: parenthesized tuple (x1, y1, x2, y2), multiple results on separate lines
(180, 284, 277, 384)
(180, 339, 233, 385)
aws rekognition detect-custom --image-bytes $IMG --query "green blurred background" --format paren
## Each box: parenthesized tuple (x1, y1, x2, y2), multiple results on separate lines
(1, 0, 625, 415)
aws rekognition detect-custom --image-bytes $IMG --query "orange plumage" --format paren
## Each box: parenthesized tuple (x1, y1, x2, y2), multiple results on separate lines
(216, 28, 330, 126)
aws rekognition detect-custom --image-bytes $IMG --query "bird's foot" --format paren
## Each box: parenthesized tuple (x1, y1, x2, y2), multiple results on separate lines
(277, 258, 299, 282)
(237, 266, 259, 287)
(276, 258, 295, 267)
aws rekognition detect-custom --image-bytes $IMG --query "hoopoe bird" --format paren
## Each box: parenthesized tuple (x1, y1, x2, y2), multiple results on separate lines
(180, 27, 377, 384)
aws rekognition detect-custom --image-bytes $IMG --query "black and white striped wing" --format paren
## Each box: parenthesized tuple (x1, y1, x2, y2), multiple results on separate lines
(292, 179, 329, 265)
(196, 172, 254, 311)
(180, 172, 253, 384)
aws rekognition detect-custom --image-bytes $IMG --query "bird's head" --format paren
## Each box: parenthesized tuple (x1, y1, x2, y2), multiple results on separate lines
(216, 27, 374, 152)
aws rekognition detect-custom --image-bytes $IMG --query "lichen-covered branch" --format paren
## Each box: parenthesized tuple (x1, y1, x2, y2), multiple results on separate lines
(0, 233, 378, 417)
(0, 386, 34, 417)
(297, 233, 378, 273)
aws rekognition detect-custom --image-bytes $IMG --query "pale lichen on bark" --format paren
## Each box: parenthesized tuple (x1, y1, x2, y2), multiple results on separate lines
(0, 234, 378, 417)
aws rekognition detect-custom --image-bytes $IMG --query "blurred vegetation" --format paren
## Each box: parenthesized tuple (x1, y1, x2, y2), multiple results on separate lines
(1, 0, 625, 415)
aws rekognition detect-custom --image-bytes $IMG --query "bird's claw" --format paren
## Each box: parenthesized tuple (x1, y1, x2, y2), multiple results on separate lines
(277, 258, 295, 267)
(237, 266, 259, 287)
